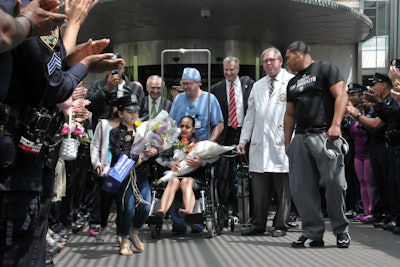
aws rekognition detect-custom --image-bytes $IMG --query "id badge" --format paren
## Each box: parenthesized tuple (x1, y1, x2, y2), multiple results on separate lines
(195, 119, 201, 129)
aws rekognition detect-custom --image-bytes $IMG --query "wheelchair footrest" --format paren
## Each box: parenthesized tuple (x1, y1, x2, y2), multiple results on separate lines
(146, 215, 163, 225)
(184, 213, 204, 224)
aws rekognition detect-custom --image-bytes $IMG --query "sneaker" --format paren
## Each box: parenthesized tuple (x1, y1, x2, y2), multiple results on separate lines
(361, 215, 378, 224)
(291, 235, 324, 248)
(88, 227, 99, 237)
(353, 214, 365, 222)
(336, 233, 351, 248)
(360, 214, 372, 222)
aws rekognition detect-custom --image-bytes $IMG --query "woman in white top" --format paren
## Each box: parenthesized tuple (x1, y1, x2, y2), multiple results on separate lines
(90, 102, 121, 243)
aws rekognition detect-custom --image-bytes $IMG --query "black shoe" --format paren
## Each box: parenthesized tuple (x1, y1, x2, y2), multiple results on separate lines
(392, 225, 400, 235)
(382, 219, 397, 231)
(373, 217, 392, 228)
(336, 232, 351, 248)
(71, 222, 84, 234)
(291, 235, 324, 248)
(45, 255, 54, 266)
(241, 227, 264, 236)
(288, 221, 299, 228)
(289, 213, 297, 223)
(271, 229, 286, 237)
(171, 223, 186, 234)
(191, 225, 203, 234)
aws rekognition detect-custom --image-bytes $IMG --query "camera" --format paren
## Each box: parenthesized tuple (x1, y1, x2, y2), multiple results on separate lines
(391, 59, 400, 69)
(111, 53, 120, 75)
(18, 107, 52, 154)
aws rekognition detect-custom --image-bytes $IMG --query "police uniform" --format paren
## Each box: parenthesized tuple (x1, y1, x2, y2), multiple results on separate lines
(372, 73, 400, 231)
(0, 20, 89, 267)
(86, 73, 145, 129)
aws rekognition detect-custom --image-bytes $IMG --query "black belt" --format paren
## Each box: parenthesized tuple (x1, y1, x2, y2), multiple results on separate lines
(295, 129, 326, 135)
(227, 126, 242, 131)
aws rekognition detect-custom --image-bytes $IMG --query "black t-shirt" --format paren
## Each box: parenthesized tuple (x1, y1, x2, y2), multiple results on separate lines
(287, 61, 344, 133)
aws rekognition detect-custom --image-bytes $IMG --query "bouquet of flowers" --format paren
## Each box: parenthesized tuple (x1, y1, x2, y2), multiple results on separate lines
(131, 110, 179, 160)
(154, 140, 236, 185)
(173, 136, 196, 161)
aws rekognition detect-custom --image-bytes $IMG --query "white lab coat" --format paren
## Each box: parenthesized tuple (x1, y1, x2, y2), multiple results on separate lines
(239, 69, 294, 173)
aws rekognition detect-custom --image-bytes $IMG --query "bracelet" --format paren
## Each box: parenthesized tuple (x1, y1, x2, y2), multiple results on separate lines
(16, 13, 34, 38)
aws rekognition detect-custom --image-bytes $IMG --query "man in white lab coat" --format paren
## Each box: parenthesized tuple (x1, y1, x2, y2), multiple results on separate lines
(237, 47, 293, 237)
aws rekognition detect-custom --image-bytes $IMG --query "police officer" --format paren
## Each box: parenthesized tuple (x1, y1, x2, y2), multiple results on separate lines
(0, 1, 123, 266)
(363, 73, 400, 234)
(347, 73, 398, 227)
(86, 53, 145, 129)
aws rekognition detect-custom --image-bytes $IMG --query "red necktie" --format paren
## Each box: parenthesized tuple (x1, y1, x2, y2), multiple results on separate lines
(229, 83, 238, 129)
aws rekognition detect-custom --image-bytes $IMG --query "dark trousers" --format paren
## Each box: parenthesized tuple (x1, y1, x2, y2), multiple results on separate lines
(88, 179, 102, 228)
(250, 172, 291, 231)
(216, 127, 242, 218)
(31, 166, 55, 267)
(0, 191, 40, 267)
(387, 148, 400, 215)
(61, 145, 89, 226)
(369, 142, 390, 217)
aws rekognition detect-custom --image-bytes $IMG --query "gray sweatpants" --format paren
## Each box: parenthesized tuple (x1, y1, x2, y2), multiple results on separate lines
(287, 132, 349, 240)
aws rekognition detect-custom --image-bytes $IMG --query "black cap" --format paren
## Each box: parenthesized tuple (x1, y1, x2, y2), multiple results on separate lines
(107, 87, 132, 105)
(117, 94, 140, 111)
(170, 80, 184, 92)
(371, 72, 392, 87)
(347, 83, 367, 94)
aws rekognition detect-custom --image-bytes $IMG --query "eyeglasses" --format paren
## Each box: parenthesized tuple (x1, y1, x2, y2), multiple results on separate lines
(181, 81, 196, 87)
(262, 58, 278, 64)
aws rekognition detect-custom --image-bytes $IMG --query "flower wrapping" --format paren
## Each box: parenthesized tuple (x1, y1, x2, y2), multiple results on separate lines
(131, 110, 179, 160)
(156, 140, 236, 184)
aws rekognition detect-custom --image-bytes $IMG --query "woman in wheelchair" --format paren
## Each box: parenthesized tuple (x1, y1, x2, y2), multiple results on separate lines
(155, 116, 206, 220)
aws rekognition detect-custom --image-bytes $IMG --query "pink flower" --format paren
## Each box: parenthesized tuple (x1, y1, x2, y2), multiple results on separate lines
(73, 127, 85, 136)
(61, 123, 71, 134)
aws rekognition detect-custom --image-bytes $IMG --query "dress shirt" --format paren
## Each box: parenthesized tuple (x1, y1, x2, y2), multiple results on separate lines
(225, 76, 244, 127)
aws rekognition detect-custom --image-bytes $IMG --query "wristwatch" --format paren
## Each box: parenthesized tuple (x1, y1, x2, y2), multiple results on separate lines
(355, 112, 362, 121)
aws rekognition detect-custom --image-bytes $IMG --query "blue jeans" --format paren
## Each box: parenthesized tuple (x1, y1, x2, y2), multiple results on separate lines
(116, 176, 151, 238)
(170, 198, 204, 231)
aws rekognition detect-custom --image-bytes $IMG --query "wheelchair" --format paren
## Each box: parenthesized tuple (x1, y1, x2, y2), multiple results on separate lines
(146, 163, 224, 238)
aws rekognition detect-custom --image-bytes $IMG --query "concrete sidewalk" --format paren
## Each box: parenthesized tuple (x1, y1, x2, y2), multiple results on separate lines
(52, 215, 400, 267)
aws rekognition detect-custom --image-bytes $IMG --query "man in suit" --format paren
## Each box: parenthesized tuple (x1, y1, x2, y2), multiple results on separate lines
(238, 47, 293, 237)
(140, 75, 172, 120)
(211, 56, 254, 224)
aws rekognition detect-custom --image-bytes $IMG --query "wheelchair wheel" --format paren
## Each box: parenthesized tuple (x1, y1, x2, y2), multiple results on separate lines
(230, 218, 235, 232)
(150, 224, 162, 239)
(206, 219, 214, 238)
(213, 181, 224, 235)
(209, 173, 224, 236)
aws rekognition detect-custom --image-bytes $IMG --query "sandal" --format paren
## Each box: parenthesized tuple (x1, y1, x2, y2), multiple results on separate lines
(178, 208, 190, 217)
(95, 228, 107, 244)
(155, 210, 166, 219)
(95, 233, 105, 244)
(129, 233, 144, 251)
(119, 241, 133, 256)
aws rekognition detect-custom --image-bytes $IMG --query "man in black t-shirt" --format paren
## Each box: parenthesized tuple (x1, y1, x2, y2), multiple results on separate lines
(283, 41, 350, 248)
